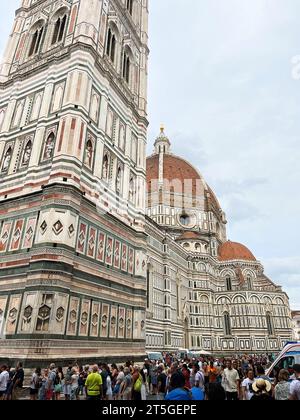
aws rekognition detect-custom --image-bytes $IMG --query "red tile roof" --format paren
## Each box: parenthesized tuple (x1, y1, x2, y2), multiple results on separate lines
(218, 241, 256, 262)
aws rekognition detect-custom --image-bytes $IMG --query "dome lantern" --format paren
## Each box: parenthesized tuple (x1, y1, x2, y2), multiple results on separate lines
(154, 125, 171, 154)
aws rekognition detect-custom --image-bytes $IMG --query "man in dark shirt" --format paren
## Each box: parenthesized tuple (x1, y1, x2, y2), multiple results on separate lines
(157, 365, 167, 400)
(12, 362, 24, 400)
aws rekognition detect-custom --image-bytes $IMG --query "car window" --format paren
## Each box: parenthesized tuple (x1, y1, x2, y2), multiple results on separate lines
(273, 356, 295, 376)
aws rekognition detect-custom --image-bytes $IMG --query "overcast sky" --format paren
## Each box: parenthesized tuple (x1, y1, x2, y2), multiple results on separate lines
(1, 1, 300, 309)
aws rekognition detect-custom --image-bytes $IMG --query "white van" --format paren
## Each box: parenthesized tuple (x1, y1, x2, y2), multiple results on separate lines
(146, 351, 164, 361)
(266, 342, 300, 379)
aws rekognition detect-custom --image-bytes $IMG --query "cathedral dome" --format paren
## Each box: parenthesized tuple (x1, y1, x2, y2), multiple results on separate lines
(147, 153, 202, 194)
(146, 128, 227, 242)
(218, 241, 256, 262)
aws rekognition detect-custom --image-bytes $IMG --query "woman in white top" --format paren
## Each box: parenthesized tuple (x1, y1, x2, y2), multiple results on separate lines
(70, 368, 79, 400)
(241, 370, 255, 401)
(106, 375, 113, 400)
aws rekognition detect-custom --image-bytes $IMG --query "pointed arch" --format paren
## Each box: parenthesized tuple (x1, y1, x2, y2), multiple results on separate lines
(21, 139, 33, 167)
(1, 146, 13, 173)
(50, 7, 69, 45)
(28, 20, 45, 57)
(42, 131, 56, 161)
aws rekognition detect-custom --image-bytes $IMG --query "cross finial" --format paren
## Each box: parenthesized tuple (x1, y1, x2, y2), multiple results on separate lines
(160, 124, 164, 133)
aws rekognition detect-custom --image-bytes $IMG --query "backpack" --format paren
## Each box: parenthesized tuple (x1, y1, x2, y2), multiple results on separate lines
(35, 376, 43, 389)
(134, 374, 142, 393)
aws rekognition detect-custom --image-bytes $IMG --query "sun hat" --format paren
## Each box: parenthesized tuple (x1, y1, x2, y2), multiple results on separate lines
(252, 378, 272, 393)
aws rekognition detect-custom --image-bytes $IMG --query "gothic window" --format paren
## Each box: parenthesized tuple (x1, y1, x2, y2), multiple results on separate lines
(224, 312, 231, 336)
(0, 108, 6, 131)
(266, 312, 274, 336)
(30, 92, 42, 121)
(226, 276, 232, 291)
(106, 28, 116, 63)
(116, 165, 122, 194)
(28, 23, 45, 57)
(52, 14, 67, 45)
(42, 131, 56, 161)
(122, 50, 131, 84)
(247, 275, 252, 290)
(21, 139, 32, 168)
(1, 146, 13, 173)
(126, 0, 134, 15)
(119, 122, 126, 151)
(51, 83, 65, 113)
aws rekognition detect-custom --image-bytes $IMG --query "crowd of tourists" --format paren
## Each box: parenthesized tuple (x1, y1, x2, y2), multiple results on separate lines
(0, 354, 299, 401)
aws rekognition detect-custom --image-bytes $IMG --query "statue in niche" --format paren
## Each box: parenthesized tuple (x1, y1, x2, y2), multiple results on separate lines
(129, 177, 134, 201)
(2, 147, 12, 172)
(116, 167, 122, 193)
(22, 141, 32, 166)
(102, 155, 109, 180)
(43, 132, 55, 160)
(84, 139, 93, 168)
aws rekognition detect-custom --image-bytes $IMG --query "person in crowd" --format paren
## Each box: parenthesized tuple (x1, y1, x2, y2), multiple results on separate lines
(54, 366, 64, 400)
(111, 363, 119, 389)
(208, 361, 218, 384)
(0, 365, 9, 400)
(255, 365, 271, 382)
(29, 367, 41, 401)
(241, 369, 255, 401)
(120, 367, 132, 400)
(132, 366, 143, 401)
(150, 362, 158, 396)
(113, 365, 124, 400)
(157, 365, 167, 400)
(250, 379, 274, 401)
(63, 363, 73, 400)
(165, 372, 192, 401)
(289, 364, 300, 400)
(70, 367, 79, 400)
(85, 365, 103, 400)
(181, 364, 191, 389)
(274, 369, 290, 401)
(106, 369, 113, 400)
(12, 362, 24, 400)
(38, 369, 48, 401)
(205, 382, 226, 401)
(221, 360, 240, 400)
(195, 363, 205, 391)
(45, 363, 56, 400)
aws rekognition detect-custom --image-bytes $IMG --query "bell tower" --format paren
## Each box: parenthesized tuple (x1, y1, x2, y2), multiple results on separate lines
(0, 0, 149, 364)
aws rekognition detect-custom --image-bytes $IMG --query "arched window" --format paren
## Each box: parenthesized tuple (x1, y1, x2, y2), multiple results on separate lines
(226, 276, 232, 291)
(106, 28, 116, 63)
(266, 312, 274, 336)
(29, 24, 45, 57)
(224, 312, 231, 336)
(52, 14, 67, 45)
(122, 51, 130, 84)
(126, 0, 133, 15)
(247, 275, 252, 290)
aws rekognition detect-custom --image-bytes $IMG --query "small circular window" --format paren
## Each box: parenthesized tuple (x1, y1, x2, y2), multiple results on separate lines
(179, 214, 191, 226)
